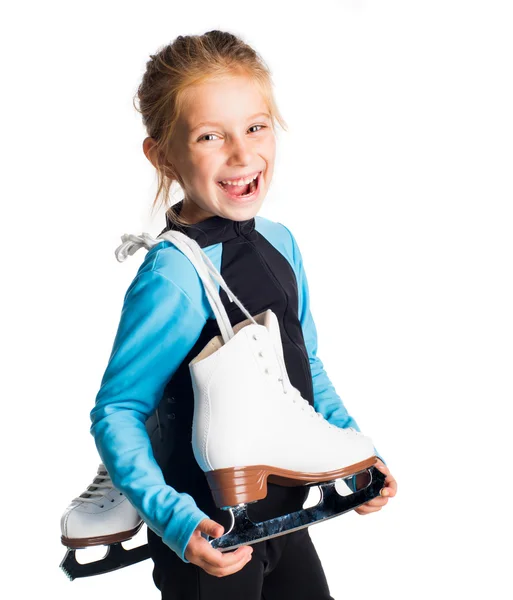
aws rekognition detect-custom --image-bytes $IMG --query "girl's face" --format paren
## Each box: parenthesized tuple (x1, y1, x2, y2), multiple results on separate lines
(156, 75, 276, 224)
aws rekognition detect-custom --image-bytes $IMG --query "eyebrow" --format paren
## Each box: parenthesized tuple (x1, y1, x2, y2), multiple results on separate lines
(190, 112, 271, 133)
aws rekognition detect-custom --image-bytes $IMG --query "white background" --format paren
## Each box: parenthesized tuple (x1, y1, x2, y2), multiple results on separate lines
(2, 1, 512, 598)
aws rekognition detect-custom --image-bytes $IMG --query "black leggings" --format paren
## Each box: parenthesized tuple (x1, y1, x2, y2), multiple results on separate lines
(149, 527, 334, 600)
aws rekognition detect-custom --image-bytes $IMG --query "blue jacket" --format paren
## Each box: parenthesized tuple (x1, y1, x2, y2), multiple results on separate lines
(90, 200, 384, 563)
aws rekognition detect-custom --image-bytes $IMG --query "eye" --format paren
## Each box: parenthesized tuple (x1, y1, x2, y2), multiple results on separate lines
(198, 124, 267, 142)
(248, 124, 266, 133)
(198, 133, 220, 142)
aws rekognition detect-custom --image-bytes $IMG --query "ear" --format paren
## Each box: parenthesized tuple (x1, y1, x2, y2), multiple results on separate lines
(142, 136, 182, 186)
(142, 136, 159, 169)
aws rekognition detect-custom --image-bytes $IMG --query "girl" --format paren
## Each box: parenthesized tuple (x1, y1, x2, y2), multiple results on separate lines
(85, 30, 396, 599)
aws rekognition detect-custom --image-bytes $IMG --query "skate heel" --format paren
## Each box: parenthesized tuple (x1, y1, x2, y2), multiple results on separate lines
(205, 466, 270, 508)
(205, 457, 378, 508)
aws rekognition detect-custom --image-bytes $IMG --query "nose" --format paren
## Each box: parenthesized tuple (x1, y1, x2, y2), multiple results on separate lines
(226, 135, 253, 166)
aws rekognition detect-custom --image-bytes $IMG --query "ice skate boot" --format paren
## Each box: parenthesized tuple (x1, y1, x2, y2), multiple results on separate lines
(190, 307, 385, 551)
(60, 463, 149, 580)
(115, 230, 386, 553)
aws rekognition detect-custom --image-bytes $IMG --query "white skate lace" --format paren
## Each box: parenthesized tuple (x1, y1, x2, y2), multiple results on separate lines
(72, 464, 115, 507)
(280, 382, 356, 433)
(252, 332, 357, 433)
(115, 230, 258, 345)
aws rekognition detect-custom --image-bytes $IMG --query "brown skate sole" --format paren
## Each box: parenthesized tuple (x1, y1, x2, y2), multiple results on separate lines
(205, 456, 378, 508)
(61, 520, 144, 549)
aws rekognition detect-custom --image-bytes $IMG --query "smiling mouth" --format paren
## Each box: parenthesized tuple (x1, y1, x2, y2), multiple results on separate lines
(216, 171, 262, 199)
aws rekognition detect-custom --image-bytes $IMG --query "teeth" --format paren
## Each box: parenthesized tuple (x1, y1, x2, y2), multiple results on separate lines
(219, 173, 259, 186)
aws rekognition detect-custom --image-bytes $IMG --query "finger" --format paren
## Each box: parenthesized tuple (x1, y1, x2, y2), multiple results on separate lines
(357, 496, 389, 509)
(365, 496, 388, 507)
(372, 462, 396, 492)
(381, 476, 397, 497)
(355, 504, 382, 514)
(357, 498, 387, 510)
(198, 548, 252, 577)
(374, 459, 389, 475)
(185, 541, 222, 567)
(204, 554, 250, 578)
(201, 543, 253, 569)
(355, 506, 379, 514)
(197, 519, 225, 539)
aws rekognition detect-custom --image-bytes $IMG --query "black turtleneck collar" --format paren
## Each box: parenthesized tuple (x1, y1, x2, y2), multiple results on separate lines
(159, 199, 256, 248)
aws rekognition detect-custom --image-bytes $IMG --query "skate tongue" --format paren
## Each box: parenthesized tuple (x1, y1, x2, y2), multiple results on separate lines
(263, 309, 285, 364)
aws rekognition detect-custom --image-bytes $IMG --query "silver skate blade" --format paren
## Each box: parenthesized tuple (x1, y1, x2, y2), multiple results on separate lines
(210, 465, 386, 551)
(59, 542, 150, 580)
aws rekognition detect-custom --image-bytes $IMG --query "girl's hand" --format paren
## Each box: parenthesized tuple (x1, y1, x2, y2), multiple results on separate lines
(184, 518, 253, 576)
(354, 459, 397, 515)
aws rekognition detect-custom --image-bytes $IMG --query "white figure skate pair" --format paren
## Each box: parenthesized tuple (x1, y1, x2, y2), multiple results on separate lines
(60, 230, 385, 580)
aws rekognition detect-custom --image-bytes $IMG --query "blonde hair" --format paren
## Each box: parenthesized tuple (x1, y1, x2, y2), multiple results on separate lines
(133, 30, 287, 227)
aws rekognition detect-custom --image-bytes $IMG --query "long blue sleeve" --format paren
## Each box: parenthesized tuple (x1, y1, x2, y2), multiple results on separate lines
(279, 223, 386, 466)
(89, 251, 211, 563)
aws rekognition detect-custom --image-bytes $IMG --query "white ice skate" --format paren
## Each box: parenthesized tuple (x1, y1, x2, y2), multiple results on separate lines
(116, 230, 386, 553)
(60, 463, 149, 580)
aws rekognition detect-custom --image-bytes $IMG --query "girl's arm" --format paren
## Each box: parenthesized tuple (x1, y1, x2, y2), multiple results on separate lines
(89, 262, 210, 563)
(281, 223, 386, 466)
